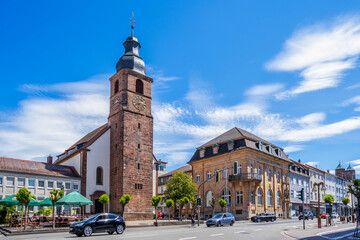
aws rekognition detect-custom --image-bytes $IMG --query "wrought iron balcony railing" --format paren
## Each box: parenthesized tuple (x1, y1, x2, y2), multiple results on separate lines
(228, 173, 262, 182)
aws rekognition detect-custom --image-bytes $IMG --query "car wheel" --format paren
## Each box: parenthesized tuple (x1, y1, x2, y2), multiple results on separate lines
(217, 221, 221, 227)
(271, 218, 275, 222)
(76, 233, 83, 237)
(207, 224, 210, 227)
(230, 221, 234, 226)
(108, 231, 114, 234)
(83, 226, 93, 237)
(257, 219, 261, 223)
(116, 224, 124, 234)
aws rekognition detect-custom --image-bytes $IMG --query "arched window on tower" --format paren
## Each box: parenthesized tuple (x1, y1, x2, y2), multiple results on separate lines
(114, 80, 119, 94)
(96, 167, 103, 185)
(136, 79, 144, 94)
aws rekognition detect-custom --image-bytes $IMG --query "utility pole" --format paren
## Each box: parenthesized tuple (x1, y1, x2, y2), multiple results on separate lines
(297, 188, 305, 229)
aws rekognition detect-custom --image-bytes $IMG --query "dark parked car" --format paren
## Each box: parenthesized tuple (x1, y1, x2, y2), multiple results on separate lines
(299, 212, 314, 220)
(206, 213, 235, 227)
(251, 213, 276, 222)
(69, 213, 126, 237)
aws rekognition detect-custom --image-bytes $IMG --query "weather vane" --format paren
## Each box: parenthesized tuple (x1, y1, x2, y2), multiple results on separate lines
(130, 12, 136, 37)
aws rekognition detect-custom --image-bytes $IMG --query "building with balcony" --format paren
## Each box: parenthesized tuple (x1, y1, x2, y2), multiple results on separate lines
(188, 127, 291, 220)
(289, 160, 310, 216)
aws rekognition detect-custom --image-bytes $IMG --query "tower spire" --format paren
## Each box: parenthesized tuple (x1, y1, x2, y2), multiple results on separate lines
(130, 12, 136, 37)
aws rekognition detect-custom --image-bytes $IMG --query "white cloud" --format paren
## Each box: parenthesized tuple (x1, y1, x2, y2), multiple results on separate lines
(284, 145, 304, 153)
(296, 112, 326, 127)
(245, 83, 284, 96)
(341, 96, 360, 111)
(305, 162, 319, 167)
(0, 76, 109, 160)
(347, 83, 360, 90)
(267, 15, 360, 98)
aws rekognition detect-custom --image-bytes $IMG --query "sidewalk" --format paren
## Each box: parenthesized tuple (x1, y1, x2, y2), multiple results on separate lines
(284, 221, 356, 239)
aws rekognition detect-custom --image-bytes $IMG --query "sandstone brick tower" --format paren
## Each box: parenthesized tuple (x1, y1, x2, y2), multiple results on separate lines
(108, 21, 153, 220)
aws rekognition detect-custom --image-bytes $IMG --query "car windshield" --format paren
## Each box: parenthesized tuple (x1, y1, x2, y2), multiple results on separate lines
(86, 214, 100, 221)
(213, 214, 223, 219)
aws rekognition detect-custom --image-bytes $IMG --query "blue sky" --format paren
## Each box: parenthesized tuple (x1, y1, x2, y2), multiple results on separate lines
(1, 1, 360, 174)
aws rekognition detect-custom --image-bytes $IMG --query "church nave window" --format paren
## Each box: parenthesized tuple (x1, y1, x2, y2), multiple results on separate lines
(96, 167, 103, 185)
(135, 183, 143, 190)
(138, 163, 141, 170)
(138, 123, 141, 130)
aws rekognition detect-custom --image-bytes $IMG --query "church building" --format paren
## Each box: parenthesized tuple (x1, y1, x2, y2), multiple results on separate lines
(54, 23, 155, 220)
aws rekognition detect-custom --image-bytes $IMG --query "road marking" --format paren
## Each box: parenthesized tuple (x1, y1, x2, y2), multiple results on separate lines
(210, 233, 224, 237)
(253, 229, 263, 231)
(234, 231, 246, 233)
(179, 237, 197, 240)
(315, 227, 355, 240)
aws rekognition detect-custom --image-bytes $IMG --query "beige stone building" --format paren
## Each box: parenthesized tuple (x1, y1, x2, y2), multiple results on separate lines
(188, 128, 291, 220)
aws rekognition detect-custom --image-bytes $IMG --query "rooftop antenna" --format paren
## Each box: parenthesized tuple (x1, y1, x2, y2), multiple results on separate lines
(130, 12, 136, 37)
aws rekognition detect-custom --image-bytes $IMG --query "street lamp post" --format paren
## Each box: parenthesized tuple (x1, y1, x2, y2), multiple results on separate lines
(312, 182, 326, 228)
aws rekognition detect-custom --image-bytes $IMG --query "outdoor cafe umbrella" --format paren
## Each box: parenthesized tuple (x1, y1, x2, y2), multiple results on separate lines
(28, 198, 41, 206)
(0, 194, 19, 206)
(57, 191, 93, 206)
(39, 197, 61, 207)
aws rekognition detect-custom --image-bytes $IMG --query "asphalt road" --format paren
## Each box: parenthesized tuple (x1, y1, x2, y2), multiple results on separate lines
(4, 219, 354, 240)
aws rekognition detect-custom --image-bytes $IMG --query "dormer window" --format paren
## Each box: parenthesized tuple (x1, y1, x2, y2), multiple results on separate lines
(277, 149, 282, 157)
(269, 145, 273, 154)
(259, 141, 263, 151)
(213, 144, 219, 154)
(199, 148, 205, 158)
(227, 140, 234, 150)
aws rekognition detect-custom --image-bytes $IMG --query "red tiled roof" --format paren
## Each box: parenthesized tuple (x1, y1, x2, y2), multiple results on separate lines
(160, 165, 192, 178)
(0, 157, 81, 178)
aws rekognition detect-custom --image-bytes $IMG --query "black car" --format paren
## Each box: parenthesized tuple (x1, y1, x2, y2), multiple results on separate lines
(251, 213, 276, 222)
(69, 213, 126, 237)
(299, 212, 314, 220)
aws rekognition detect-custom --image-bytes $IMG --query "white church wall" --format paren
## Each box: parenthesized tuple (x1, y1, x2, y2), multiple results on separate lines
(85, 129, 110, 213)
(60, 154, 81, 176)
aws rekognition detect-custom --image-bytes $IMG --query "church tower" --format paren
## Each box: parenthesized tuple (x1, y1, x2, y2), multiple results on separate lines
(108, 19, 153, 220)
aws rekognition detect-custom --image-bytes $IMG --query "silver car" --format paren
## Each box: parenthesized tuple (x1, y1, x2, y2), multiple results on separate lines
(206, 213, 235, 227)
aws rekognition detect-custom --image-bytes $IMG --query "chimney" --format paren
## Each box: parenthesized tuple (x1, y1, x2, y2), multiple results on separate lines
(298, 159, 301, 163)
(327, 169, 330, 173)
(47, 155, 53, 165)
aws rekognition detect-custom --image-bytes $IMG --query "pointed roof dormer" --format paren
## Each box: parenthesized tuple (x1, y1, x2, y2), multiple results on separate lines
(336, 162, 345, 170)
(116, 14, 146, 75)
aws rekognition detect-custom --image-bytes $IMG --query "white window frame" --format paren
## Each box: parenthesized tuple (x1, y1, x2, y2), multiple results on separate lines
(0, 176, 3, 186)
(65, 182, 71, 190)
(233, 161, 238, 175)
(28, 179, 35, 188)
(47, 181, 54, 189)
(6, 176, 15, 186)
(195, 174, 200, 183)
(207, 171, 211, 180)
(73, 183, 79, 191)
(17, 177, 25, 187)
(236, 191, 243, 205)
(38, 179, 45, 188)
(56, 181, 63, 189)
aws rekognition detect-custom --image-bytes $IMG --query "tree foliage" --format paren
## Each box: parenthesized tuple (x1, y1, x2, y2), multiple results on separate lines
(49, 189, 64, 230)
(16, 188, 36, 229)
(165, 199, 174, 221)
(219, 199, 226, 212)
(152, 196, 162, 225)
(99, 194, 110, 213)
(119, 194, 131, 216)
(324, 194, 334, 204)
(342, 197, 350, 206)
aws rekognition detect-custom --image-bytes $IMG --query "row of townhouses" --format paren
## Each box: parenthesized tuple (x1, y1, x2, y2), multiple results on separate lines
(157, 128, 357, 220)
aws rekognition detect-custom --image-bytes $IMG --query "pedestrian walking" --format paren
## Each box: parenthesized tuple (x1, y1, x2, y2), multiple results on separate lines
(191, 215, 195, 227)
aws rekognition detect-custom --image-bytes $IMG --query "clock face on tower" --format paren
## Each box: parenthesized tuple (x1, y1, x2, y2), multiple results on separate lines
(112, 96, 120, 110)
(132, 95, 146, 111)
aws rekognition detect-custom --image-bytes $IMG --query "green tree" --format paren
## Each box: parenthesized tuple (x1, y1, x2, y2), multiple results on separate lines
(348, 179, 360, 227)
(98, 194, 110, 213)
(178, 197, 190, 221)
(324, 194, 334, 224)
(0, 205, 16, 224)
(16, 188, 36, 229)
(165, 199, 174, 222)
(44, 208, 52, 216)
(152, 196, 162, 225)
(342, 197, 350, 222)
(49, 189, 64, 230)
(164, 172, 197, 221)
(209, 198, 216, 216)
(219, 199, 226, 212)
(119, 194, 131, 216)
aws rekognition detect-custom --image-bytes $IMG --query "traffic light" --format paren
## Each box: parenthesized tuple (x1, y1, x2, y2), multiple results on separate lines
(297, 188, 304, 201)
(197, 197, 202, 206)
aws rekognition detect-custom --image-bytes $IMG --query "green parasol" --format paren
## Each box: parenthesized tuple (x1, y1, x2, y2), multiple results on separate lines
(39, 197, 61, 207)
(57, 191, 93, 206)
(0, 194, 19, 206)
(28, 198, 41, 206)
